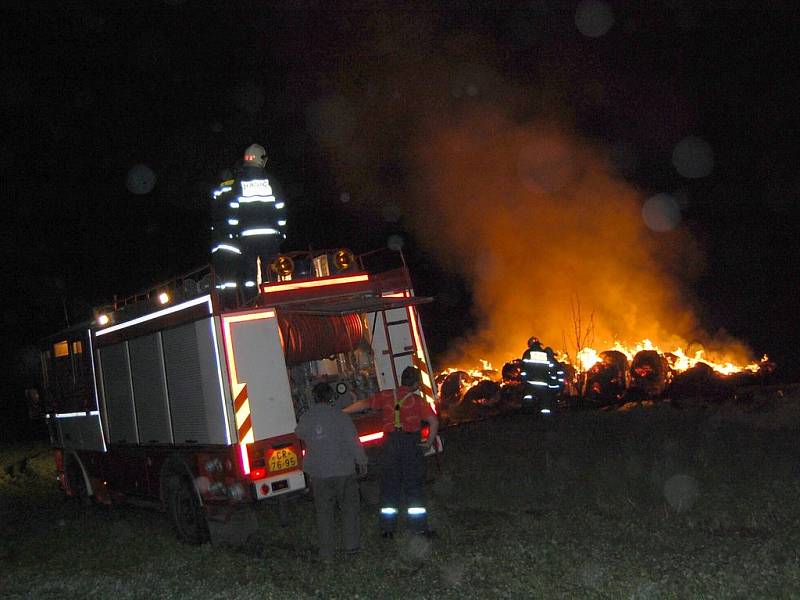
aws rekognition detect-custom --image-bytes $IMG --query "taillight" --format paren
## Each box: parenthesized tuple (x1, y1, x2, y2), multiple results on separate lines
(250, 468, 266, 481)
(421, 425, 430, 441)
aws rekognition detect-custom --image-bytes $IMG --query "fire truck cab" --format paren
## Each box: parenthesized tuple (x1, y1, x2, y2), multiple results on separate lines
(35, 248, 438, 543)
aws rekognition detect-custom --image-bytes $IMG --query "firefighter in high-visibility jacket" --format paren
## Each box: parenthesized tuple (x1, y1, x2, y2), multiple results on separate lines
(520, 337, 565, 413)
(344, 366, 438, 537)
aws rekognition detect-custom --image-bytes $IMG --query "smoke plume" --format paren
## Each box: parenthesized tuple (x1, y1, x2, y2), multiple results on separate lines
(308, 9, 754, 368)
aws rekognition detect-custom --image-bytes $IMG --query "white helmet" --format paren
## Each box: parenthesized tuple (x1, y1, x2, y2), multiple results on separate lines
(243, 143, 267, 168)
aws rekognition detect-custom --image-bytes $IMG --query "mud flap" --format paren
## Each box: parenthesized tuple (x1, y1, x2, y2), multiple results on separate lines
(206, 504, 259, 547)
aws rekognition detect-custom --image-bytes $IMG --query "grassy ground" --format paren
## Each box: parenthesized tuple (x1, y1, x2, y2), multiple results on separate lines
(2, 385, 800, 599)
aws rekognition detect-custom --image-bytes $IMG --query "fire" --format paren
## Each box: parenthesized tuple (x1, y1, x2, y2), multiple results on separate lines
(437, 343, 768, 398)
(438, 359, 497, 381)
(578, 339, 764, 375)
(577, 347, 601, 371)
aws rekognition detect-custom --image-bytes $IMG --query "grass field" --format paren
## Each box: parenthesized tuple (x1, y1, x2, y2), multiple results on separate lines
(3, 385, 800, 599)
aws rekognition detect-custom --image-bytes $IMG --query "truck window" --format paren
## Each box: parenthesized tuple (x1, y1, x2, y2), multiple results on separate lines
(47, 334, 96, 414)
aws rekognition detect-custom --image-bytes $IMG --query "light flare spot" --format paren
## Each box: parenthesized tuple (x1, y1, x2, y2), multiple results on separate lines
(387, 234, 404, 251)
(126, 164, 156, 195)
(194, 475, 210, 495)
(672, 135, 714, 179)
(440, 561, 467, 588)
(578, 560, 606, 588)
(575, 0, 614, 38)
(642, 193, 681, 232)
(663, 473, 699, 513)
(381, 202, 402, 223)
(401, 533, 432, 561)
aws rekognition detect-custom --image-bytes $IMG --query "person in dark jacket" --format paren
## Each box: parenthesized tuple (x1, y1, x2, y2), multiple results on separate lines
(295, 382, 368, 560)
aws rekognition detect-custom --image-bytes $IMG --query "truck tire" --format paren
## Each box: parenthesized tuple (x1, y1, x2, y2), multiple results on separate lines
(166, 476, 209, 544)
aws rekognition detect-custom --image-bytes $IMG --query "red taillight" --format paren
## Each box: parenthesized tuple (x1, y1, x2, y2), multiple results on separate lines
(421, 425, 430, 441)
(250, 468, 266, 481)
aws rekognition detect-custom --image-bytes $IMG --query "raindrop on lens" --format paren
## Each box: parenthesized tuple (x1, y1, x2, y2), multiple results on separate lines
(126, 164, 156, 195)
(672, 135, 714, 179)
(663, 473, 699, 512)
(387, 234, 404, 251)
(382, 202, 402, 223)
(575, 0, 614, 38)
(642, 193, 681, 232)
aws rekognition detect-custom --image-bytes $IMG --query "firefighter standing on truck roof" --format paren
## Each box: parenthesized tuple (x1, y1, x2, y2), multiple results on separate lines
(210, 143, 287, 297)
(344, 366, 438, 537)
(295, 382, 368, 561)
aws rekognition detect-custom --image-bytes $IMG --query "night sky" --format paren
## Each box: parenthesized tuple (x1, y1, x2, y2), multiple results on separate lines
(3, 2, 799, 436)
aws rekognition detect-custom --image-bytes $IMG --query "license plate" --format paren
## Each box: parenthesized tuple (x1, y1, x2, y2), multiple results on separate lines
(268, 448, 298, 472)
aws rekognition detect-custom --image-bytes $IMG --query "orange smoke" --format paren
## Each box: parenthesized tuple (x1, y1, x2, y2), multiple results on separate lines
(407, 108, 753, 369)
(305, 10, 756, 372)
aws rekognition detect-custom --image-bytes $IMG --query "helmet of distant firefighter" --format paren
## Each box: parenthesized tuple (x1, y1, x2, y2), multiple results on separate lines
(527, 337, 542, 349)
(243, 143, 268, 168)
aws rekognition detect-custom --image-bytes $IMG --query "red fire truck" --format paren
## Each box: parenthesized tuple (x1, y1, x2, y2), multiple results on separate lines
(35, 248, 439, 543)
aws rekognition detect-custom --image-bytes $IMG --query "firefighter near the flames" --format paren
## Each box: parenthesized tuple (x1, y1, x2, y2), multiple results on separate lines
(519, 337, 567, 416)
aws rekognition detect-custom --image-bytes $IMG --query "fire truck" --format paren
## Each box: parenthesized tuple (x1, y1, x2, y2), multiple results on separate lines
(35, 247, 439, 543)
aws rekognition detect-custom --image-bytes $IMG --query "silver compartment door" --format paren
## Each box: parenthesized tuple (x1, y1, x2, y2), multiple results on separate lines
(129, 333, 173, 444)
(162, 318, 229, 445)
(98, 342, 139, 444)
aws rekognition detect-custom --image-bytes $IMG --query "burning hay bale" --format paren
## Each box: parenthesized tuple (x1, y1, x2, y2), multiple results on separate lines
(501, 359, 522, 384)
(436, 366, 512, 424)
(668, 362, 733, 404)
(626, 350, 670, 400)
(434, 346, 771, 420)
(462, 379, 502, 408)
(583, 350, 629, 406)
(438, 371, 471, 409)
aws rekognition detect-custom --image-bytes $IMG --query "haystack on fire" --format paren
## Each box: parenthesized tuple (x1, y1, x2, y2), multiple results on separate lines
(315, 101, 771, 417)
(410, 112, 771, 418)
(299, 10, 774, 420)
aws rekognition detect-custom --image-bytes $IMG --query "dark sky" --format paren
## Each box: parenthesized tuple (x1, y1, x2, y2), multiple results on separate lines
(3, 1, 800, 423)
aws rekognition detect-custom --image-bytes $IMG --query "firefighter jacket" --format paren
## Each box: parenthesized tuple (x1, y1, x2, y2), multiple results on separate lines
(368, 386, 435, 433)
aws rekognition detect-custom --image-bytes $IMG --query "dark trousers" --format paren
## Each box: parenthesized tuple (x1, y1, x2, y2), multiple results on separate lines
(379, 431, 428, 533)
(311, 473, 360, 559)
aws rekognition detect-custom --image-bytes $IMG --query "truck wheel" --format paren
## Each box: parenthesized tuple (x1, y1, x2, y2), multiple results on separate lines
(166, 476, 209, 544)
